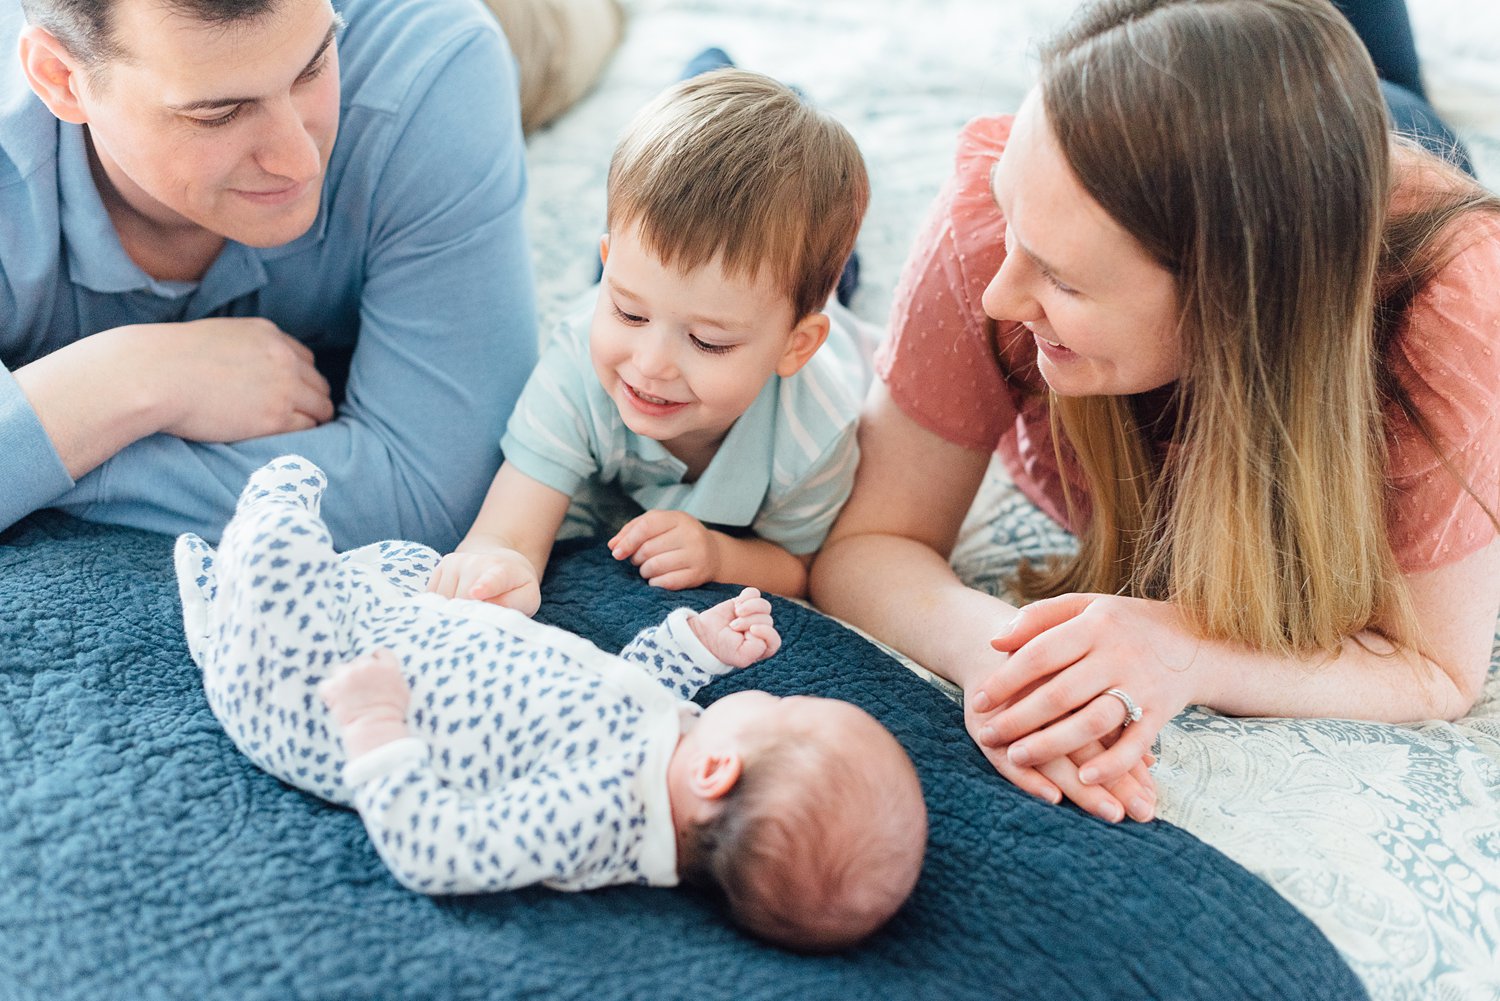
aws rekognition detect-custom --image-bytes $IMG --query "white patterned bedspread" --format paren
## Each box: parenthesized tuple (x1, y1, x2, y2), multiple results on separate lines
(521, 1, 1500, 997)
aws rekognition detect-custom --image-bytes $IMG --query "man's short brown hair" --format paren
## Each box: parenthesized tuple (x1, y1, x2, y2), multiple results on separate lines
(20, 0, 279, 66)
(606, 69, 870, 322)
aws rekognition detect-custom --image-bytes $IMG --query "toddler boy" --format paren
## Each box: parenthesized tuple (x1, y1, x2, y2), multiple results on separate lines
(176, 456, 926, 952)
(428, 68, 873, 610)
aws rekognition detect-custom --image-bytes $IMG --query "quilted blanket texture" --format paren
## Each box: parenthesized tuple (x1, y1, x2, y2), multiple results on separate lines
(0, 513, 1365, 1000)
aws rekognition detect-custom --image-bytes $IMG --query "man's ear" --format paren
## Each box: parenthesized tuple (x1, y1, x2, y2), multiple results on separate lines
(598, 233, 611, 269)
(775, 312, 831, 378)
(689, 750, 742, 801)
(18, 26, 91, 125)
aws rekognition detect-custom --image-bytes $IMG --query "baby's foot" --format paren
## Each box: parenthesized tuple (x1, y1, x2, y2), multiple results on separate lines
(236, 455, 328, 514)
(689, 587, 782, 668)
(319, 650, 413, 758)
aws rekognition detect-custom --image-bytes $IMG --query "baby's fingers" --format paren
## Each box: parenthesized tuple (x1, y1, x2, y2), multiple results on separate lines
(731, 610, 775, 631)
(747, 623, 781, 659)
(729, 600, 768, 621)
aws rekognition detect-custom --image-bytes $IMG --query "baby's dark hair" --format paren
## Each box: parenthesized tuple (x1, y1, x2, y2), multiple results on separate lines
(606, 68, 870, 322)
(679, 720, 926, 952)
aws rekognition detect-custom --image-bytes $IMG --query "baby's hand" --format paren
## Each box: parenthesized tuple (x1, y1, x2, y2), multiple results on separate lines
(427, 549, 541, 616)
(318, 650, 413, 758)
(688, 587, 781, 668)
(608, 509, 720, 590)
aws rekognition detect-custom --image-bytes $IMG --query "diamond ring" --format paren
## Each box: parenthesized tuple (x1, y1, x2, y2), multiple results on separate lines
(1104, 688, 1143, 726)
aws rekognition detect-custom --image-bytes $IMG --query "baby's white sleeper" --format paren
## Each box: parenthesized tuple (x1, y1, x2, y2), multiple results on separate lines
(175, 456, 737, 894)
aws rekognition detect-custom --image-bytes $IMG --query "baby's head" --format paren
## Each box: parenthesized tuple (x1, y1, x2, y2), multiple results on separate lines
(591, 70, 870, 462)
(667, 691, 926, 952)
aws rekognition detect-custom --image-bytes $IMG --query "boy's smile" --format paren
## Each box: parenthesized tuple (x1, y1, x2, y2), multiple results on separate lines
(590, 223, 825, 476)
(621, 379, 689, 416)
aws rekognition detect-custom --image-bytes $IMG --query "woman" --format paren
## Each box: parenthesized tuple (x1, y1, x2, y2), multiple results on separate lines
(810, 0, 1500, 824)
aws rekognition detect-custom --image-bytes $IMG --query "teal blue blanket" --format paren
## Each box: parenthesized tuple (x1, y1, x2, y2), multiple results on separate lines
(0, 512, 1365, 1000)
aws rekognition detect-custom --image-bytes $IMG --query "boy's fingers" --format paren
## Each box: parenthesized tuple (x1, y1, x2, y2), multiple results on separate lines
(470, 565, 528, 600)
(426, 564, 456, 596)
(608, 515, 655, 557)
(645, 567, 697, 590)
(624, 529, 681, 567)
(637, 547, 691, 580)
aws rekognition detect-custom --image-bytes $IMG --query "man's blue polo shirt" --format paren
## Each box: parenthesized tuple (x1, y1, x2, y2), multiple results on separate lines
(0, 0, 538, 550)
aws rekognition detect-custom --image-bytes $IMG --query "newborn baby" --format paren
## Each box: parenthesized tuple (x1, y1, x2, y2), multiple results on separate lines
(175, 455, 926, 951)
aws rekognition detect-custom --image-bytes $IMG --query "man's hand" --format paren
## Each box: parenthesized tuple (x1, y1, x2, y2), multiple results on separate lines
(14, 318, 335, 483)
(144, 318, 335, 442)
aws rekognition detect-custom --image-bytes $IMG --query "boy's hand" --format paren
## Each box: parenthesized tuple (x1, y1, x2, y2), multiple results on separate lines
(608, 509, 721, 590)
(688, 587, 781, 667)
(318, 650, 414, 758)
(427, 550, 541, 616)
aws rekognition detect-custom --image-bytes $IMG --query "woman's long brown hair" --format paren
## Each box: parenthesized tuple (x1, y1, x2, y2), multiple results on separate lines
(1018, 0, 1499, 656)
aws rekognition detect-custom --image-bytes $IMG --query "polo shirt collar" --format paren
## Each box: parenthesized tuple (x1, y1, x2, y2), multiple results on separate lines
(632, 377, 778, 528)
(57, 123, 188, 297)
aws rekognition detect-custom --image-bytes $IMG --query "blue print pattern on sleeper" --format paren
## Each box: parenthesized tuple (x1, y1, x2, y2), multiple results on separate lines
(176, 455, 733, 895)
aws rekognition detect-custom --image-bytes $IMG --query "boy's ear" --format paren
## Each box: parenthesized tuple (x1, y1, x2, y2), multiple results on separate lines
(689, 750, 743, 801)
(598, 233, 611, 268)
(19, 27, 90, 125)
(775, 312, 831, 378)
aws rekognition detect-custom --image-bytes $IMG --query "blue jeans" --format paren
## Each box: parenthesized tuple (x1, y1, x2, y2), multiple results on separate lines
(1334, 0, 1474, 175)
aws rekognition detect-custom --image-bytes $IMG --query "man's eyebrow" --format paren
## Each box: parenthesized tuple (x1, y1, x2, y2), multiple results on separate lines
(167, 22, 339, 112)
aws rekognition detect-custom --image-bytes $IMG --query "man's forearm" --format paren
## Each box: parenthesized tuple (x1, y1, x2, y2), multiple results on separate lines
(13, 326, 165, 480)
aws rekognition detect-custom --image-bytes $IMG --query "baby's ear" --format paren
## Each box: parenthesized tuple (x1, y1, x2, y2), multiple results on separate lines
(598, 233, 611, 268)
(775, 312, 831, 378)
(690, 750, 743, 800)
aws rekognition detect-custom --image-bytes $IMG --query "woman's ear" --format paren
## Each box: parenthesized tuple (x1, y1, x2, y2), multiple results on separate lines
(689, 750, 743, 800)
(775, 312, 831, 378)
(18, 26, 91, 125)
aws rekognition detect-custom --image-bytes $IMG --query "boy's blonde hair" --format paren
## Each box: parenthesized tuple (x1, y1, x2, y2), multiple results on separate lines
(606, 69, 870, 322)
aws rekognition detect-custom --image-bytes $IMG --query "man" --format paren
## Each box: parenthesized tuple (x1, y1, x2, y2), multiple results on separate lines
(1, 0, 541, 550)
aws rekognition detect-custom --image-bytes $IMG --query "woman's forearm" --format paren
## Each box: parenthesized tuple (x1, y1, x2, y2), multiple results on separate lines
(810, 532, 1020, 691)
(1196, 628, 1480, 723)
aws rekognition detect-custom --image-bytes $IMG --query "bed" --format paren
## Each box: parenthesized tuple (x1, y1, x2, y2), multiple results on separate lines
(2, 0, 1497, 998)
(525, 1, 1500, 998)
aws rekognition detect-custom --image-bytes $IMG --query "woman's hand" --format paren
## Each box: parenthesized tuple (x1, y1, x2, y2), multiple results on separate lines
(964, 680, 1158, 822)
(972, 593, 1207, 789)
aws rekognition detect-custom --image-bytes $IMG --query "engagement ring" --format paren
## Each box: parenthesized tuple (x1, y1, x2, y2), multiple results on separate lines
(1104, 688, 1143, 726)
